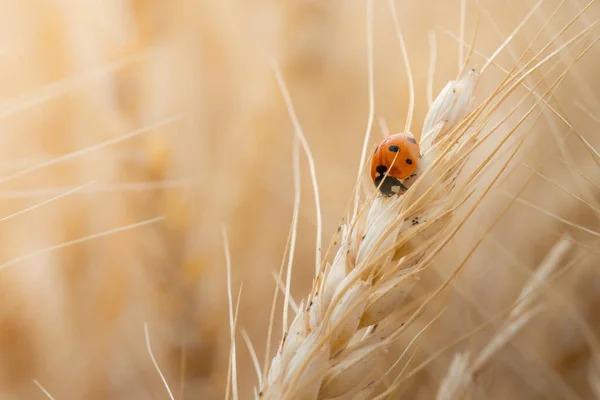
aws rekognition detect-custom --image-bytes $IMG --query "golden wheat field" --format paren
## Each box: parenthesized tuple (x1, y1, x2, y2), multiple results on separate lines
(0, 0, 599, 399)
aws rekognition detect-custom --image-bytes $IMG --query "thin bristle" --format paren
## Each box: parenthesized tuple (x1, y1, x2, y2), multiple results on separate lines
(427, 30, 438, 108)
(33, 380, 56, 400)
(389, 0, 415, 134)
(272, 61, 323, 276)
(0, 181, 95, 224)
(0, 115, 183, 187)
(222, 227, 238, 400)
(145, 323, 175, 400)
(0, 216, 164, 272)
(458, 0, 466, 71)
(262, 189, 300, 388)
(270, 270, 299, 313)
(480, 0, 545, 74)
(242, 329, 263, 391)
(352, 0, 376, 222)
(282, 135, 301, 331)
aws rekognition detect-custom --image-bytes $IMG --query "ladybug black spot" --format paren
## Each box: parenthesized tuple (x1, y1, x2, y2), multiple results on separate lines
(407, 137, 417, 144)
(406, 158, 413, 165)
(389, 145, 400, 152)
(376, 165, 387, 174)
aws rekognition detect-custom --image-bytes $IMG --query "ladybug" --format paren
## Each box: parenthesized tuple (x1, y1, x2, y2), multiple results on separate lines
(370, 132, 420, 196)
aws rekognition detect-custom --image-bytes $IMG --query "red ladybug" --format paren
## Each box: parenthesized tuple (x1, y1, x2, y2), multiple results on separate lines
(370, 133, 420, 196)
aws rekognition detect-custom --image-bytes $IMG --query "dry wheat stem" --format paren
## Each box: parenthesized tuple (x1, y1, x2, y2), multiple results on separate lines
(479, 0, 544, 74)
(261, 135, 303, 387)
(448, 28, 580, 139)
(427, 30, 437, 107)
(352, 0, 375, 221)
(559, 157, 600, 192)
(378, 306, 448, 383)
(455, 29, 597, 192)
(459, 21, 598, 166)
(576, 101, 600, 124)
(0, 52, 144, 121)
(392, 346, 420, 390)
(457, 2, 480, 79)
(0, 114, 184, 187)
(283, 136, 301, 331)
(262, 222, 296, 388)
(522, 164, 600, 214)
(225, 283, 244, 400)
(271, 61, 322, 276)
(480, 20, 600, 186)
(223, 226, 239, 400)
(0, 216, 164, 272)
(33, 379, 56, 400)
(271, 270, 299, 313)
(0, 179, 198, 199)
(242, 329, 263, 391)
(389, 0, 415, 133)
(512, 196, 600, 237)
(0, 181, 95, 224)
(484, 0, 573, 92)
(447, 4, 583, 135)
(459, 15, 598, 143)
(377, 116, 391, 138)
(145, 322, 175, 400)
(510, 0, 597, 81)
(458, 0, 467, 71)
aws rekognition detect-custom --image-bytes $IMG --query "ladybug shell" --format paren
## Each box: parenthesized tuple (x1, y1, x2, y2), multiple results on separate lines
(370, 133, 420, 196)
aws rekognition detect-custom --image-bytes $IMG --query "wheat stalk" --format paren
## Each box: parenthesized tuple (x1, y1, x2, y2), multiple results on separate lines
(230, 2, 600, 399)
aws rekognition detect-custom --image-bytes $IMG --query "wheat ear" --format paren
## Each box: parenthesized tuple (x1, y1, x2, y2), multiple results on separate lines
(435, 236, 572, 400)
(260, 63, 479, 399)
(246, 2, 599, 399)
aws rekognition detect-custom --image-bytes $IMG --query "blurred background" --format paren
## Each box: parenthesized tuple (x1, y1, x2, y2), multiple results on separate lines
(0, 0, 598, 399)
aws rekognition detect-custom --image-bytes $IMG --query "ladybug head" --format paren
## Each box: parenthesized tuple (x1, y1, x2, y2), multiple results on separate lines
(373, 172, 407, 197)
